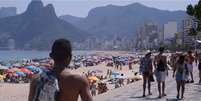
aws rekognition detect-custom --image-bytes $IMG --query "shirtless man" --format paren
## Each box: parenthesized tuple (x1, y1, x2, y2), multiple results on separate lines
(28, 39, 93, 101)
(186, 51, 195, 83)
(154, 47, 168, 98)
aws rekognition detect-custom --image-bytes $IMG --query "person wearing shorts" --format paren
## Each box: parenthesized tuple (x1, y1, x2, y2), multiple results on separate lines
(186, 51, 194, 83)
(173, 55, 187, 100)
(154, 47, 168, 98)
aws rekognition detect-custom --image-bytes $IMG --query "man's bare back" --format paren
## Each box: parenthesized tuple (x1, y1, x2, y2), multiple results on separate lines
(58, 69, 92, 101)
(28, 39, 93, 101)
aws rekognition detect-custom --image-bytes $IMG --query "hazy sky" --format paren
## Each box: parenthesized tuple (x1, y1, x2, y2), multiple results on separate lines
(0, 0, 199, 17)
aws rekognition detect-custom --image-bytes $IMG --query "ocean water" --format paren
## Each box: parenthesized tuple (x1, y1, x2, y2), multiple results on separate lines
(0, 50, 94, 61)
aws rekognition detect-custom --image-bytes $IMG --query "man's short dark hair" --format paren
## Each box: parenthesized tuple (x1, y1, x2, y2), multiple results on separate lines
(50, 39, 72, 61)
(145, 52, 152, 57)
(188, 50, 192, 54)
(159, 47, 165, 53)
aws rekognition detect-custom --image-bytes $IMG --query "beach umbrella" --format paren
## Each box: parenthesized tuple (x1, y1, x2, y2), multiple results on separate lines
(11, 68, 21, 72)
(15, 71, 26, 76)
(5, 69, 15, 73)
(20, 68, 33, 75)
(111, 72, 124, 78)
(26, 65, 41, 73)
(88, 76, 99, 81)
(26, 65, 36, 70)
(111, 72, 121, 76)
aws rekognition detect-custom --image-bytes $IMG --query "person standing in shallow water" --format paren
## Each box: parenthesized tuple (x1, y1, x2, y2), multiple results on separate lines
(154, 47, 168, 98)
(28, 39, 93, 101)
(140, 52, 153, 97)
(173, 55, 187, 100)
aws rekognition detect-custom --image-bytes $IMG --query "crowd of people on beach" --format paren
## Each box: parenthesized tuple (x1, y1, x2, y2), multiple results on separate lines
(0, 44, 141, 99)
(1, 38, 201, 101)
(139, 47, 201, 100)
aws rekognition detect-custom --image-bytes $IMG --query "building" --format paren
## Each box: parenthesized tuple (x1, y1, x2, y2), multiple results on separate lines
(182, 16, 201, 47)
(164, 21, 178, 40)
(136, 22, 159, 49)
(175, 32, 182, 45)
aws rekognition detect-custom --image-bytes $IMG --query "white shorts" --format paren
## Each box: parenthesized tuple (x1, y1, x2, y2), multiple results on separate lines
(155, 71, 167, 82)
(187, 64, 193, 72)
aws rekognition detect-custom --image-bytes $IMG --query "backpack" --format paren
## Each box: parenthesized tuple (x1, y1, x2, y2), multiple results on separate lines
(32, 70, 60, 101)
(140, 57, 151, 72)
(157, 59, 166, 72)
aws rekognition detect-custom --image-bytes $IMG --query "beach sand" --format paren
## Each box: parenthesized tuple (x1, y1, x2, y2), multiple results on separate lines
(1, 63, 201, 101)
(0, 61, 139, 101)
(0, 83, 29, 101)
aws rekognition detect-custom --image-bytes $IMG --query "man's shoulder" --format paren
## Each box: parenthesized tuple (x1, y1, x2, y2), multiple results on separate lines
(60, 70, 88, 84)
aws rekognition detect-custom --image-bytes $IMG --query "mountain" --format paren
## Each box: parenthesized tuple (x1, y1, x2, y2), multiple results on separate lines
(60, 15, 83, 26)
(0, 7, 17, 18)
(60, 3, 186, 38)
(0, 0, 89, 50)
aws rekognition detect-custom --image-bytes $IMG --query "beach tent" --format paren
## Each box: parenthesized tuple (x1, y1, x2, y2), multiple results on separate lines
(88, 76, 99, 81)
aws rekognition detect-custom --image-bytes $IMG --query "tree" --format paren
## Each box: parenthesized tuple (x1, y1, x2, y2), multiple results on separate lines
(186, 0, 201, 50)
(187, 0, 201, 33)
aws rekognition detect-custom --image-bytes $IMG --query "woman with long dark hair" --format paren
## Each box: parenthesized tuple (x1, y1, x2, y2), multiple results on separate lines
(140, 52, 153, 97)
(173, 54, 187, 99)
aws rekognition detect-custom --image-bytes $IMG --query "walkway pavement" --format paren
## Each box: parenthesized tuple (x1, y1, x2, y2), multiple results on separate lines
(94, 68, 201, 101)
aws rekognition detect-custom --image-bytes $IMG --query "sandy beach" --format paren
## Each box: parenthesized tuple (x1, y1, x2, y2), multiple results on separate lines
(2, 65, 201, 101)
(0, 58, 140, 101)
(1, 51, 200, 101)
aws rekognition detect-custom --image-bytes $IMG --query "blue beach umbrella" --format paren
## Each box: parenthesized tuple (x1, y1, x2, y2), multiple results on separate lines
(15, 71, 26, 76)
(26, 65, 36, 70)
(111, 72, 121, 78)
(111, 72, 120, 76)
(25, 65, 42, 73)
